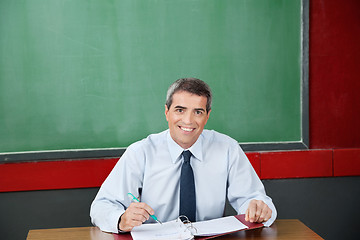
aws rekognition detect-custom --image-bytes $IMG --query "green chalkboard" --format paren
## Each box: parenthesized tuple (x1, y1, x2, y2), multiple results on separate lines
(0, 0, 308, 161)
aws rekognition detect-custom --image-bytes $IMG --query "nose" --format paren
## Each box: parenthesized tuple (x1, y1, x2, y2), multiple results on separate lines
(183, 111, 193, 125)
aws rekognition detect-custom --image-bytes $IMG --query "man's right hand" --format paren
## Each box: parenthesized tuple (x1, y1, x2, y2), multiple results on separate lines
(119, 202, 155, 232)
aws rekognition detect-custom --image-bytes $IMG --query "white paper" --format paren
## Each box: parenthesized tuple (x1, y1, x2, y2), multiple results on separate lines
(131, 220, 193, 240)
(130, 216, 248, 240)
(192, 216, 248, 236)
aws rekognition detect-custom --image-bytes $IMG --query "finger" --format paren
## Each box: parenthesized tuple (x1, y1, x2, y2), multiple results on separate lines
(120, 219, 141, 232)
(262, 208, 272, 222)
(137, 202, 155, 216)
(258, 205, 270, 222)
(247, 200, 257, 223)
(254, 201, 264, 222)
(257, 208, 267, 222)
(255, 203, 272, 223)
(128, 202, 152, 220)
(245, 208, 249, 222)
(132, 211, 148, 223)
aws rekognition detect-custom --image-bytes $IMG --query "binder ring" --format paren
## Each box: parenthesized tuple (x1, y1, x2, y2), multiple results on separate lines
(177, 215, 198, 234)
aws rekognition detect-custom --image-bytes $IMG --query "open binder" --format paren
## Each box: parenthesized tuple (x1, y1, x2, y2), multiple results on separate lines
(113, 214, 263, 240)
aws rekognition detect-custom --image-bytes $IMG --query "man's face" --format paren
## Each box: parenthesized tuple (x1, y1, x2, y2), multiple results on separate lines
(165, 91, 211, 149)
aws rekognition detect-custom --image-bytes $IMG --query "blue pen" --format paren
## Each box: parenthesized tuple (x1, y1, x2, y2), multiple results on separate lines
(127, 193, 162, 224)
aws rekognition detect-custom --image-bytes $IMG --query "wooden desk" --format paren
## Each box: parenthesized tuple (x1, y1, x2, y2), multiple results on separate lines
(27, 219, 323, 240)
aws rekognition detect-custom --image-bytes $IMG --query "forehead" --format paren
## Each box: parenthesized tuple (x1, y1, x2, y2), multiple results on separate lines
(171, 91, 207, 108)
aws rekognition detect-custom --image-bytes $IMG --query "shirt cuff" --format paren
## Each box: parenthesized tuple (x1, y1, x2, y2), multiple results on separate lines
(117, 213, 127, 233)
(107, 209, 125, 233)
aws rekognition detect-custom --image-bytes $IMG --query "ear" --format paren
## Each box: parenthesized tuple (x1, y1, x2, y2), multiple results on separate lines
(205, 109, 211, 123)
(165, 105, 169, 122)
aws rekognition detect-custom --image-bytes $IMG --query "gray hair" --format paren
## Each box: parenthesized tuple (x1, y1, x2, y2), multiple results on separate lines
(166, 78, 212, 113)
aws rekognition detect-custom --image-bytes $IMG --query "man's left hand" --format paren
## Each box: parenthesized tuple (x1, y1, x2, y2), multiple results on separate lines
(245, 199, 272, 223)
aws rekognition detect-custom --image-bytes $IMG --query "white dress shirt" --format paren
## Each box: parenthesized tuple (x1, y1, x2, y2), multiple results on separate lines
(90, 129, 277, 233)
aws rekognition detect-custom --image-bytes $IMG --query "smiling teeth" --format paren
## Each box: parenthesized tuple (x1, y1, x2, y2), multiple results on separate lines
(181, 127, 193, 132)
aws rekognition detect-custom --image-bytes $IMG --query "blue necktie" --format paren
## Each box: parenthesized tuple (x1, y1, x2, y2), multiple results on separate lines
(179, 150, 196, 222)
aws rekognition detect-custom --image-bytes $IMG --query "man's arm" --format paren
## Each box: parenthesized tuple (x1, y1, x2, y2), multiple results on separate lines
(90, 145, 146, 233)
(227, 144, 277, 226)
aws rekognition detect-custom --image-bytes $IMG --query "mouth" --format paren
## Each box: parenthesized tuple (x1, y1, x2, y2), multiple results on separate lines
(179, 126, 195, 132)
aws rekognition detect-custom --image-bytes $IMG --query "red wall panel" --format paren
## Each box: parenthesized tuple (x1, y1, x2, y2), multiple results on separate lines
(0, 159, 118, 192)
(334, 149, 360, 177)
(309, 0, 360, 149)
(260, 150, 333, 179)
(1, 149, 359, 192)
(246, 152, 261, 177)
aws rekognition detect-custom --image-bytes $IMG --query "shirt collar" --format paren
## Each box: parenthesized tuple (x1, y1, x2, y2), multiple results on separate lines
(166, 130, 204, 163)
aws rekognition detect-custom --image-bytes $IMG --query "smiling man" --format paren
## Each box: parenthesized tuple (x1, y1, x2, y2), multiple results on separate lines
(90, 78, 277, 233)
(165, 90, 210, 150)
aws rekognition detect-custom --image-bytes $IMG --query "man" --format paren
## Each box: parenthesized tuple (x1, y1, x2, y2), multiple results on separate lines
(90, 78, 276, 233)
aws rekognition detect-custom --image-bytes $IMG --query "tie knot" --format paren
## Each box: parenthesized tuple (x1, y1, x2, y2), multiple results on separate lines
(182, 150, 192, 163)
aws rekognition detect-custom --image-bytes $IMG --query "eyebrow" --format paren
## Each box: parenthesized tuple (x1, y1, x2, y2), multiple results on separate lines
(174, 106, 206, 112)
(174, 105, 187, 109)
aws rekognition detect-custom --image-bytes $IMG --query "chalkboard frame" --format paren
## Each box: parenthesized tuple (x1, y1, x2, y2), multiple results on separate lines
(0, 0, 309, 163)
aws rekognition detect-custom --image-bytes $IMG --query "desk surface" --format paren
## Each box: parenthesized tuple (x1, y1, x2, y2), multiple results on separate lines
(27, 219, 323, 240)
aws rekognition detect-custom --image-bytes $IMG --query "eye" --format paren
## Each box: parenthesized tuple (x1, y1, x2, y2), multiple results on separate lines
(176, 108, 183, 113)
(195, 110, 203, 115)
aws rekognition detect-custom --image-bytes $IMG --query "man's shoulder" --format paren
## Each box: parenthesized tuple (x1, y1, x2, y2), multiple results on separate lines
(128, 129, 168, 150)
(201, 129, 238, 146)
(120, 130, 168, 164)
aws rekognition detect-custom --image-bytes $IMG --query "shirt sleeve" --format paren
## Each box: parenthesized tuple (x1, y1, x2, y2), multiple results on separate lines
(90, 144, 145, 233)
(226, 143, 277, 227)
